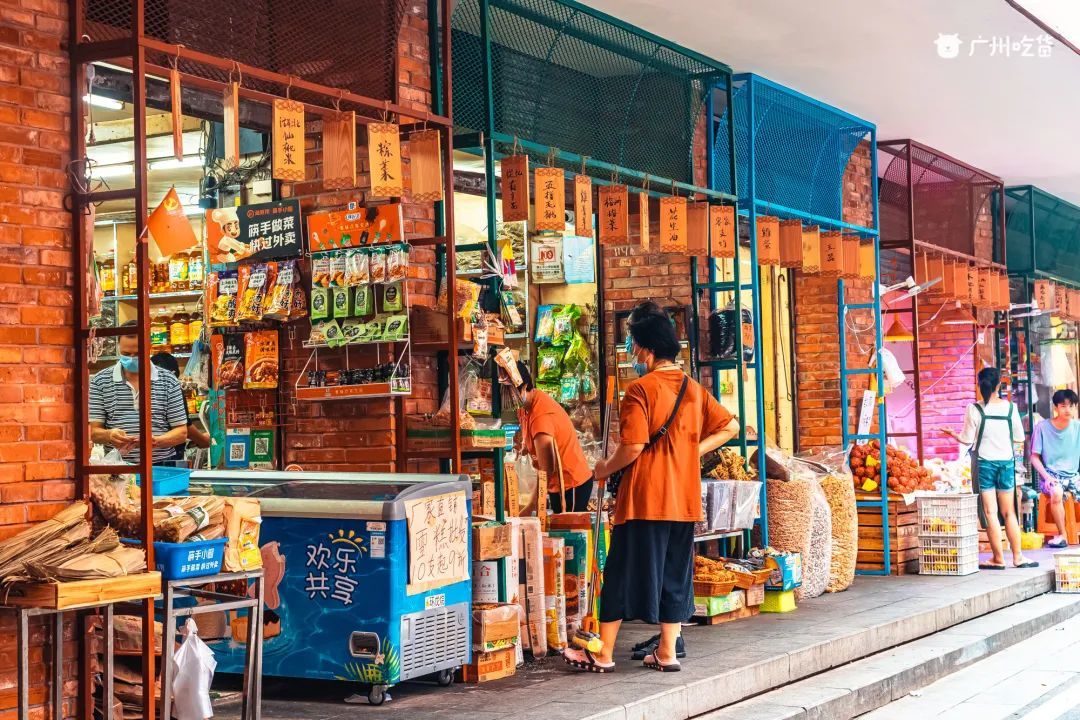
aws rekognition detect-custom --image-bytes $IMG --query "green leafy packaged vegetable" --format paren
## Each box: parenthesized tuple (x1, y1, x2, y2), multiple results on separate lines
(310, 287, 330, 320)
(535, 304, 559, 344)
(331, 286, 351, 318)
(551, 304, 581, 346)
(537, 382, 561, 401)
(537, 346, 563, 382)
(384, 314, 409, 340)
(354, 285, 374, 316)
(341, 318, 364, 344)
(560, 375, 580, 405)
(563, 331, 590, 372)
(382, 281, 403, 312)
(321, 320, 346, 348)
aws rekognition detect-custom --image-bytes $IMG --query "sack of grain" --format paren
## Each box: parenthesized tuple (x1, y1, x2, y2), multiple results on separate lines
(765, 477, 812, 561)
(821, 472, 857, 593)
(798, 481, 833, 601)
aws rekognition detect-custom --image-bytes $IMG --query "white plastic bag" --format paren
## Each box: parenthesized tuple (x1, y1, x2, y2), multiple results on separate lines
(171, 618, 217, 720)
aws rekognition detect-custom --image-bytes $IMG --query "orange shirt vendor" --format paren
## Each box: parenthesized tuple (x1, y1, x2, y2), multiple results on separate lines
(513, 361, 594, 513)
(564, 301, 739, 674)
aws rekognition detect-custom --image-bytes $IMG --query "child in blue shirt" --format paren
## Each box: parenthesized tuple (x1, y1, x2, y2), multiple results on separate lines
(1031, 389, 1080, 548)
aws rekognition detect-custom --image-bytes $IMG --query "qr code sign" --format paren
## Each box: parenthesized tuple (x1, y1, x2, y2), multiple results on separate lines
(230, 443, 246, 461)
(254, 437, 269, 455)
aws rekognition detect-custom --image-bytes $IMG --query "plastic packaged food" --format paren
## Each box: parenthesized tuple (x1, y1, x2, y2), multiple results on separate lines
(537, 346, 563, 382)
(344, 249, 367, 287)
(329, 252, 347, 286)
(535, 304, 558, 344)
(311, 255, 332, 288)
(384, 314, 409, 341)
(331, 287, 351, 318)
(218, 333, 245, 389)
(387, 245, 408, 282)
(551, 304, 581, 346)
(264, 260, 295, 320)
(310, 287, 330, 320)
(236, 264, 268, 322)
(209, 270, 239, 327)
(243, 330, 279, 390)
(370, 249, 387, 284)
(382, 282, 403, 313)
(353, 286, 374, 317)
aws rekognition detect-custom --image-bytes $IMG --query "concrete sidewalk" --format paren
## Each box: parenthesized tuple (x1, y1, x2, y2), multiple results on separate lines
(215, 549, 1061, 720)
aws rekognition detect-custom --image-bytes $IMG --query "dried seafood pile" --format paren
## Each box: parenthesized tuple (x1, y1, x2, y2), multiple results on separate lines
(0, 501, 146, 584)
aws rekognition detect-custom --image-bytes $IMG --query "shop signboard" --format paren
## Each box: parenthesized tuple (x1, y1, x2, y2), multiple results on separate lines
(659, 196, 687, 253)
(405, 491, 469, 594)
(757, 216, 780, 265)
(801, 225, 820, 273)
(272, 99, 305, 182)
(305, 202, 404, 251)
(367, 122, 403, 198)
(206, 200, 303, 264)
(639, 192, 651, 251)
(501, 155, 530, 222)
(574, 175, 593, 237)
(711, 205, 735, 259)
(598, 185, 629, 245)
(534, 167, 566, 232)
(779, 219, 802, 268)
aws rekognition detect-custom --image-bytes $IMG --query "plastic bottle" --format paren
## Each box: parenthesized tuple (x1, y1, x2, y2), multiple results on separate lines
(187, 249, 204, 291)
(123, 251, 137, 295)
(99, 255, 116, 296)
(169, 308, 190, 353)
(169, 251, 189, 291)
(150, 307, 170, 350)
(187, 307, 204, 347)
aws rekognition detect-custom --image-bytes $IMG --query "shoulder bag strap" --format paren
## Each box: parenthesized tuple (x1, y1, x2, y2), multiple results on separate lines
(650, 377, 690, 445)
(972, 403, 987, 455)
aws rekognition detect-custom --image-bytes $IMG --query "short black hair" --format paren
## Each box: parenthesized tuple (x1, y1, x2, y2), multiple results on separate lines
(151, 352, 180, 378)
(515, 360, 534, 391)
(627, 300, 680, 361)
(1053, 389, 1079, 406)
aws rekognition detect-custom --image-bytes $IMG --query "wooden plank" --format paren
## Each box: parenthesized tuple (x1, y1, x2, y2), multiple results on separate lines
(859, 524, 921, 541)
(857, 548, 921, 564)
(857, 558, 919, 576)
(858, 534, 920, 551)
(3, 572, 161, 609)
(693, 605, 760, 626)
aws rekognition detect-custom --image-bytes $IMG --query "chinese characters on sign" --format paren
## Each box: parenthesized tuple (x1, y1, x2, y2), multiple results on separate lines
(935, 33, 1054, 60)
(500, 155, 530, 222)
(405, 491, 469, 594)
(659, 196, 687, 253)
(598, 185, 628, 245)
(1034, 281, 1055, 314)
(756, 216, 780, 265)
(639, 192, 650, 251)
(977, 268, 992, 307)
(305, 530, 368, 607)
(820, 231, 843, 276)
(272, 99, 306, 182)
(306, 202, 404, 251)
(534, 168, 566, 232)
(206, 199, 303, 264)
(367, 122, 403, 198)
(574, 175, 593, 237)
(710, 205, 734, 259)
(179, 545, 219, 576)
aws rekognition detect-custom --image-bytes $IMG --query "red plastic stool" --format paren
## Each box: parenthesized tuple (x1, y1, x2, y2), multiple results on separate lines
(1038, 494, 1080, 544)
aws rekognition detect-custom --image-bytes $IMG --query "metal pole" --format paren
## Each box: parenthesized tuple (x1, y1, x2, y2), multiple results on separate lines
(53, 612, 63, 719)
(441, 0, 460, 474)
(18, 609, 28, 720)
(906, 142, 925, 464)
(745, 77, 767, 545)
(872, 128, 890, 575)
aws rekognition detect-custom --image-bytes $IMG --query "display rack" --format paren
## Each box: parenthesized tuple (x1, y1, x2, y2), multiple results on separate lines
(878, 140, 1006, 463)
(711, 73, 884, 566)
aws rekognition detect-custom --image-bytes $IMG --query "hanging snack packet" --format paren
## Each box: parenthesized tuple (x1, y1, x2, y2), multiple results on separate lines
(467, 376, 493, 417)
(308, 320, 331, 345)
(244, 330, 279, 390)
(321, 319, 346, 348)
(535, 304, 558, 344)
(218, 333, 245, 389)
(560, 374, 580, 405)
(370, 248, 387, 284)
(329, 252, 347, 286)
(580, 366, 598, 402)
(258, 261, 279, 316)
(344, 249, 367, 287)
(289, 282, 307, 320)
(537, 346, 563, 382)
(456, 280, 482, 320)
(310, 287, 330, 320)
(237, 263, 269, 322)
(354, 285, 374, 317)
(331, 286, 351, 318)
(537, 382, 561, 401)
(382, 282, 404, 313)
(494, 346, 523, 386)
(387, 245, 409, 282)
(311, 254, 331, 288)
(551, 304, 581, 346)
(501, 290, 525, 334)
(365, 317, 386, 343)
(209, 270, 239, 327)
(384, 314, 409, 341)
(264, 260, 295, 320)
(340, 318, 364, 344)
(563, 331, 590, 372)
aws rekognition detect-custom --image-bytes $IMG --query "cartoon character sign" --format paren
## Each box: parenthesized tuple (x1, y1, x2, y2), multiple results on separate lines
(935, 33, 962, 59)
(210, 208, 248, 263)
(206, 200, 303, 264)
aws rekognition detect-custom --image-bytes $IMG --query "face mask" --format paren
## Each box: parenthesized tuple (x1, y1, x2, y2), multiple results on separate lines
(119, 355, 139, 373)
(626, 335, 648, 377)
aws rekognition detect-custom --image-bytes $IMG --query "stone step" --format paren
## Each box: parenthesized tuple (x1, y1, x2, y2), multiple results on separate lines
(696, 592, 1080, 720)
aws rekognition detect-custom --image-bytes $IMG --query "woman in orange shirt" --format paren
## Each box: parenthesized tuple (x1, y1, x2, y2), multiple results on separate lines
(512, 361, 594, 512)
(564, 301, 739, 673)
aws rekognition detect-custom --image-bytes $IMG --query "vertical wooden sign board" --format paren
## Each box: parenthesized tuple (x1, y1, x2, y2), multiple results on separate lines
(710, 205, 735, 259)
(998, 273, 1010, 311)
(686, 202, 708, 256)
(988, 270, 1001, 310)
(977, 268, 992, 308)
(322, 111, 356, 190)
(953, 262, 970, 303)
(500, 155, 529, 222)
(925, 255, 945, 298)
(820, 231, 842, 276)
(858, 240, 876, 279)
(779, 219, 802, 267)
(598, 185, 629, 245)
(940, 259, 957, 299)
(659, 197, 687, 253)
(408, 129, 443, 202)
(638, 192, 650, 252)
(272, 99, 305, 182)
(222, 81, 240, 168)
(965, 263, 979, 303)
(1056, 283, 1069, 318)
(756, 216, 780, 265)
(574, 175, 593, 237)
(801, 225, 821, 273)
(170, 66, 184, 162)
(367, 122, 404, 198)
(1071, 290, 1080, 321)
(534, 168, 565, 232)
(914, 251, 926, 286)
(842, 235, 859, 279)
(1034, 280, 1055, 313)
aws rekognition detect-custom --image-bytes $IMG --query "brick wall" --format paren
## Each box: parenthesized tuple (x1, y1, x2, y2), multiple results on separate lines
(278, 3, 438, 473)
(0, 0, 78, 717)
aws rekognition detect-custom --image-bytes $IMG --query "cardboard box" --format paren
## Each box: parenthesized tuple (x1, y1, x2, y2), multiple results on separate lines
(473, 522, 512, 561)
(503, 460, 520, 517)
(693, 590, 746, 617)
(549, 530, 588, 634)
(472, 558, 519, 606)
(472, 603, 520, 651)
(765, 553, 803, 592)
(745, 583, 765, 607)
(472, 480, 495, 518)
(461, 646, 516, 683)
(542, 536, 567, 652)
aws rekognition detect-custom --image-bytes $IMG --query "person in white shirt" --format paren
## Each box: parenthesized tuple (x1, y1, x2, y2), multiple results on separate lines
(942, 367, 1037, 570)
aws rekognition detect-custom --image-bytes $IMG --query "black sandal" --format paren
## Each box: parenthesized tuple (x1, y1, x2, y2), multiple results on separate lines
(979, 562, 1006, 570)
(564, 647, 615, 673)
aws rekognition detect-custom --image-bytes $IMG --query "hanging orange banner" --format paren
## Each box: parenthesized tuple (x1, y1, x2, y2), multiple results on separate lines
(272, 99, 305, 182)
(841, 235, 859, 279)
(710, 205, 735, 259)
(779, 220, 802, 267)
(820, 231, 843, 276)
(858, 240, 876, 279)
(1033, 280, 1055, 313)
(170, 65, 184, 162)
(367, 122, 403, 197)
(223, 81, 240, 169)
(500, 155, 529, 223)
(659, 196, 687, 253)
(997, 273, 1010, 311)
(322, 111, 356, 190)
(940, 259, 957, 299)
(686, 202, 709, 256)
(757, 216, 780, 265)
(574, 175, 593, 237)
(598, 185, 629, 245)
(952, 262, 970, 303)
(801, 225, 821, 273)
(638, 192, 650, 252)
(534, 168, 565, 232)
(407, 129, 442, 202)
(925, 255, 945, 297)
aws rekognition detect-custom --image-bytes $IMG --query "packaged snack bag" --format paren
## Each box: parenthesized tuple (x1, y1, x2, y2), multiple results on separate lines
(243, 330, 279, 390)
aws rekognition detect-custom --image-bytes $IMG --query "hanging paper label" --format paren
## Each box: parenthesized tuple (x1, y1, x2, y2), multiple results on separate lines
(574, 175, 593, 237)
(598, 185, 629, 245)
(531, 234, 564, 283)
(757, 216, 779, 265)
(842, 236, 860, 279)
(272, 99, 305, 182)
(639, 192, 650, 251)
(802, 226, 821, 273)
(1033, 280, 1055, 312)
(779, 219, 802, 267)
(998, 273, 1010, 311)
(820, 231, 842, 276)
(501, 155, 530, 222)
(367, 122, 403, 197)
(408, 129, 443, 202)
(659, 196, 687, 253)
(322, 111, 356, 190)
(686, 202, 708, 256)
(534, 168, 565, 232)
(953, 262, 971, 302)
(563, 235, 595, 284)
(710, 205, 734, 259)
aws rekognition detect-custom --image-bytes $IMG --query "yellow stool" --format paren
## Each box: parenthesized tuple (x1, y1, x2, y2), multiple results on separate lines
(761, 590, 797, 613)
(1021, 532, 1045, 550)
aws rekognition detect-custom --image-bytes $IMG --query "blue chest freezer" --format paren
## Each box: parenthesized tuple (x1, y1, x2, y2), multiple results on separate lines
(189, 470, 472, 701)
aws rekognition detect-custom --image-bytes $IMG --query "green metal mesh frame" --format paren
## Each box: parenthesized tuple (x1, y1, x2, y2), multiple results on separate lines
(1005, 185, 1080, 283)
(451, 0, 730, 183)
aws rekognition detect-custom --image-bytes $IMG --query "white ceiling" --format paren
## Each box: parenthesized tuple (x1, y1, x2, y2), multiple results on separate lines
(581, 0, 1080, 205)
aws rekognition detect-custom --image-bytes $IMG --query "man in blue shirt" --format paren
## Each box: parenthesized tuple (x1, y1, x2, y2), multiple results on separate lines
(1031, 389, 1080, 548)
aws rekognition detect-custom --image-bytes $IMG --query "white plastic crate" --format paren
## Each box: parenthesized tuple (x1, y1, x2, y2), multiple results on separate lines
(1054, 551, 1080, 593)
(919, 534, 979, 576)
(917, 493, 978, 537)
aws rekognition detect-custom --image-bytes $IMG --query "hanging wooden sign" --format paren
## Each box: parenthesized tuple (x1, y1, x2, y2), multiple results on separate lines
(952, 262, 970, 303)
(500, 155, 529, 222)
(1054, 283, 1067, 317)
(940, 259, 957, 299)
(322, 111, 356, 190)
(988, 269, 1002, 310)
(756, 216, 780, 265)
(659, 196, 687, 253)
(574, 175, 593, 237)
(638, 192, 650, 251)
(820, 231, 843, 276)
(271, 99, 305, 182)
(534, 167, 565, 232)
(925, 255, 945, 297)
(222, 81, 240, 169)
(710, 205, 735, 259)
(686, 202, 709, 256)
(779, 220, 802, 267)
(998, 273, 1011, 311)
(965, 263, 979, 303)
(407, 129, 442, 202)
(367, 122, 403, 197)
(1070, 290, 1080, 321)
(841, 235, 859, 279)
(858, 240, 876, 279)
(1033, 280, 1055, 313)
(914, 251, 927, 286)
(977, 267, 993, 307)
(801, 225, 821, 273)
(169, 65, 184, 162)
(598, 185, 629, 245)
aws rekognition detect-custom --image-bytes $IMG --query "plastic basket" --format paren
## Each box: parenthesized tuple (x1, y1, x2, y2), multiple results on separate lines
(153, 537, 226, 580)
(134, 466, 191, 496)
(919, 534, 979, 576)
(1054, 551, 1080, 593)
(917, 493, 978, 537)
